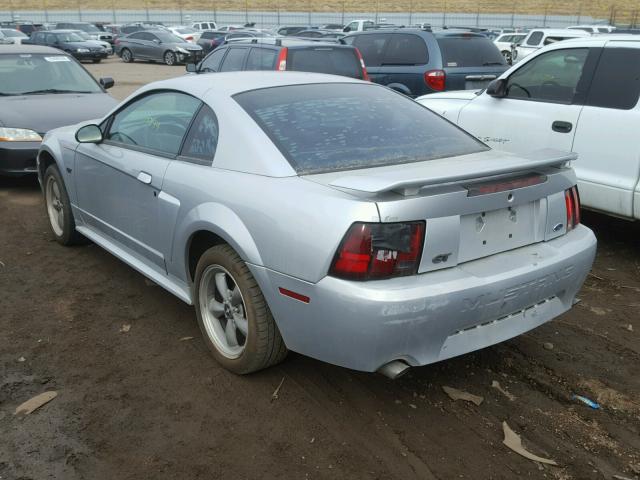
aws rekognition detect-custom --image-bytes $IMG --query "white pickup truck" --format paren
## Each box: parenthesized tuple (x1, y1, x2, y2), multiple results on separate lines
(417, 35, 640, 220)
(512, 28, 590, 63)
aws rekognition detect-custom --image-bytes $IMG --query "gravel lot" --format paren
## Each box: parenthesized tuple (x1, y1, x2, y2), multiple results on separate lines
(1, 57, 639, 480)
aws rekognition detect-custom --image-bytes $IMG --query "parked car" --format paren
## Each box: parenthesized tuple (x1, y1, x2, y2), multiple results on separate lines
(224, 30, 277, 43)
(417, 35, 640, 220)
(0, 31, 12, 45)
(512, 28, 590, 63)
(567, 25, 616, 34)
(1, 28, 29, 44)
(192, 21, 218, 31)
(190, 38, 368, 81)
(294, 29, 345, 40)
(343, 19, 375, 32)
(69, 29, 113, 55)
(197, 30, 227, 54)
(168, 26, 201, 43)
(321, 23, 344, 31)
(218, 25, 243, 32)
(55, 22, 114, 44)
(116, 29, 203, 65)
(343, 29, 508, 97)
(24, 30, 109, 63)
(494, 32, 527, 63)
(37, 71, 596, 375)
(276, 26, 317, 36)
(0, 22, 43, 37)
(0, 45, 116, 176)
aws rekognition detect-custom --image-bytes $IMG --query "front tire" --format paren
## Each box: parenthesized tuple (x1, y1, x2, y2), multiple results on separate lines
(43, 164, 83, 246)
(194, 244, 287, 374)
(120, 48, 133, 63)
(164, 50, 177, 66)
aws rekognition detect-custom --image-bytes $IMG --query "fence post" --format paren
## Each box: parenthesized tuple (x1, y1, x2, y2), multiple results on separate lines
(542, 5, 547, 27)
(408, 0, 413, 25)
(609, 5, 615, 25)
(308, 0, 311, 25)
(442, 0, 446, 26)
(576, 2, 582, 24)
(341, 0, 345, 25)
(43, 0, 49, 22)
(77, 0, 82, 21)
(245, 0, 248, 24)
(510, 1, 515, 27)
(179, 0, 184, 24)
(476, 6, 480, 27)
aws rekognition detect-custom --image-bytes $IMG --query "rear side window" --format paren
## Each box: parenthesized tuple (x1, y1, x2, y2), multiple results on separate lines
(246, 47, 277, 70)
(526, 31, 543, 46)
(234, 83, 487, 174)
(180, 105, 219, 163)
(382, 34, 428, 65)
(219, 48, 246, 71)
(437, 36, 505, 67)
(586, 48, 640, 110)
(287, 47, 364, 79)
(352, 34, 388, 67)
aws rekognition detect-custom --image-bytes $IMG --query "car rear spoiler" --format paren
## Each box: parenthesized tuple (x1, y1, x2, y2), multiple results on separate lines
(328, 149, 576, 196)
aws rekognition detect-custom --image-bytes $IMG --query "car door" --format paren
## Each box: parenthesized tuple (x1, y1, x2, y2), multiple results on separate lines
(136, 31, 157, 59)
(571, 44, 640, 218)
(74, 90, 202, 272)
(457, 47, 595, 155)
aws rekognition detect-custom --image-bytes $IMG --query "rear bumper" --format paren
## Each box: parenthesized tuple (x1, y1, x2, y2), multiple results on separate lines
(251, 225, 596, 372)
(0, 141, 40, 175)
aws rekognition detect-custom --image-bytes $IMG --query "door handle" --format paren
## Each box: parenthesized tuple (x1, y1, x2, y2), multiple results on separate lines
(137, 171, 152, 184)
(552, 121, 572, 133)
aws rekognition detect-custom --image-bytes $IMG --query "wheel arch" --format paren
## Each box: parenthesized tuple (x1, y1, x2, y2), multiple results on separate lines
(178, 203, 264, 284)
(386, 83, 412, 96)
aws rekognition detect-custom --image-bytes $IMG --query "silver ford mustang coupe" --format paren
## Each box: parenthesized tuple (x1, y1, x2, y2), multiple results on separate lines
(37, 72, 596, 377)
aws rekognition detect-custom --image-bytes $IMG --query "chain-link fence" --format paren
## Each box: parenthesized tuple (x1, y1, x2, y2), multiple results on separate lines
(3, 0, 639, 28)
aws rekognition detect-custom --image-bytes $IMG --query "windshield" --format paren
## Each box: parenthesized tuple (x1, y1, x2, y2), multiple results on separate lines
(74, 31, 91, 40)
(175, 28, 197, 34)
(155, 31, 186, 43)
(0, 54, 102, 95)
(437, 35, 506, 67)
(56, 32, 84, 42)
(2, 29, 27, 38)
(235, 83, 487, 174)
(80, 24, 101, 33)
(287, 47, 364, 79)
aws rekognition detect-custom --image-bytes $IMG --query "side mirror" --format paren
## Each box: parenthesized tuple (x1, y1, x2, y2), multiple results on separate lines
(185, 62, 197, 73)
(486, 78, 507, 98)
(153, 38, 160, 44)
(75, 124, 103, 144)
(99, 76, 114, 89)
(343, 26, 351, 32)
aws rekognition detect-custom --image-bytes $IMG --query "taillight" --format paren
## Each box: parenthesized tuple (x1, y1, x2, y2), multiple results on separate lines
(425, 69, 446, 91)
(276, 47, 288, 71)
(330, 222, 425, 281)
(565, 186, 581, 231)
(186, 36, 194, 41)
(355, 48, 370, 81)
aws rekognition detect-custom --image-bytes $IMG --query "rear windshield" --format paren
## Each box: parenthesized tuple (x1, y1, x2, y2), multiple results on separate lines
(287, 47, 363, 79)
(234, 83, 487, 174)
(437, 36, 505, 67)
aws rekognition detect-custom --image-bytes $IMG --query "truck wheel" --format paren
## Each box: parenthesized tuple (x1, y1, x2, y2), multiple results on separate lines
(194, 244, 288, 374)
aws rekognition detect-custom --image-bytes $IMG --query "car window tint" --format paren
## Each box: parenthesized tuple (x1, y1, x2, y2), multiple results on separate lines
(128, 32, 144, 39)
(180, 105, 219, 162)
(353, 34, 389, 67)
(526, 31, 543, 46)
(287, 47, 363, 79)
(107, 91, 201, 156)
(235, 83, 487, 175)
(544, 36, 574, 46)
(382, 34, 428, 65)
(201, 48, 226, 71)
(586, 48, 640, 109)
(437, 36, 504, 67)
(506, 48, 588, 104)
(219, 47, 246, 71)
(245, 47, 277, 70)
(45, 33, 57, 44)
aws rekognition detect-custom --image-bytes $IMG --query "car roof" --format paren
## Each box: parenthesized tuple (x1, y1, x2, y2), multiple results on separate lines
(136, 71, 363, 100)
(527, 28, 591, 35)
(224, 37, 341, 48)
(0, 44, 68, 54)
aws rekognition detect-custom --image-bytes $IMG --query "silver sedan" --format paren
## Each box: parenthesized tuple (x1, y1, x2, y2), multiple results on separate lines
(37, 72, 596, 376)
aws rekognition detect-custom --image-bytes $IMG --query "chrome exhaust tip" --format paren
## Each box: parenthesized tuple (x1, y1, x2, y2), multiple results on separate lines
(377, 360, 410, 379)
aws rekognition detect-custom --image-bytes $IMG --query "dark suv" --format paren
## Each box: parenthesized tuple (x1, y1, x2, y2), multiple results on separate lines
(24, 30, 109, 62)
(343, 29, 508, 96)
(189, 38, 368, 80)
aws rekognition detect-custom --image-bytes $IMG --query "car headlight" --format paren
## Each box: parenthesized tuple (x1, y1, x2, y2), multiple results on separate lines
(176, 47, 189, 54)
(77, 48, 90, 53)
(0, 127, 42, 142)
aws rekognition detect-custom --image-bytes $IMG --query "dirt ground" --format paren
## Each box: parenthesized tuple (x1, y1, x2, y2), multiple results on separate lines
(1, 57, 639, 480)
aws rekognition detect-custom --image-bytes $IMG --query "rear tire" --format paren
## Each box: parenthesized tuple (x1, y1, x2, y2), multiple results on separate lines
(120, 48, 133, 63)
(164, 50, 176, 66)
(194, 244, 287, 374)
(43, 164, 84, 246)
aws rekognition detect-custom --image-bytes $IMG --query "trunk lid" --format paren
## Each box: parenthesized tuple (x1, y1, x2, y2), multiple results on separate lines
(304, 149, 575, 272)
